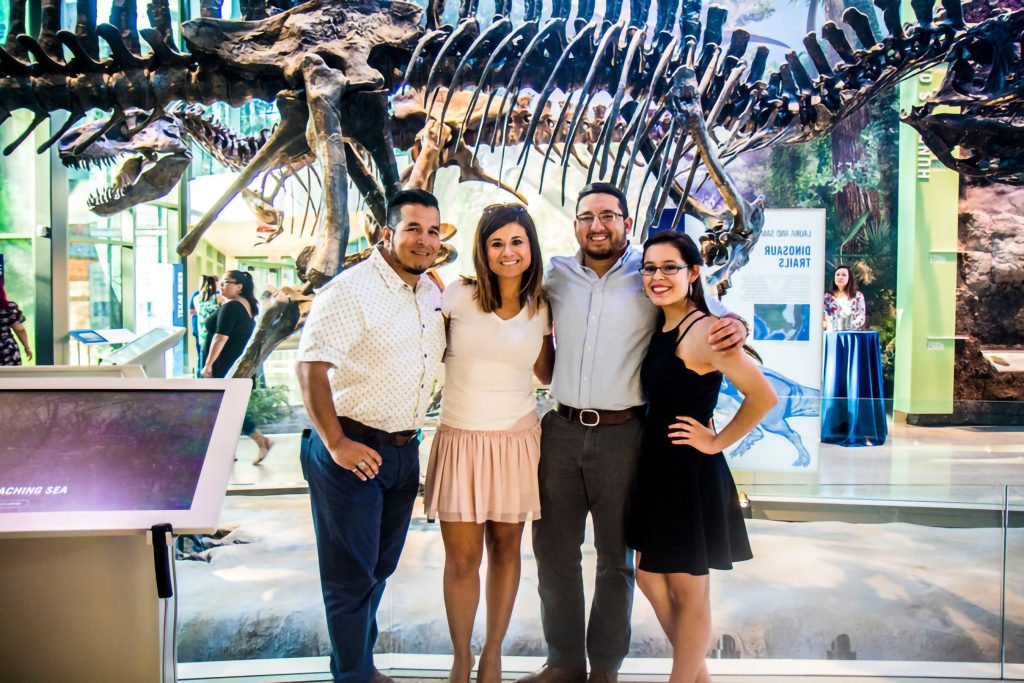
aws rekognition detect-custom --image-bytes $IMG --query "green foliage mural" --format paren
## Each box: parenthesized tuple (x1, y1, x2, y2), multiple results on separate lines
(763, 94, 900, 392)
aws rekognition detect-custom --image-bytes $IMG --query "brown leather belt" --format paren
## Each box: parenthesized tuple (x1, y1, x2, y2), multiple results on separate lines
(556, 403, 645, 427)
(339, 416, 419, 447)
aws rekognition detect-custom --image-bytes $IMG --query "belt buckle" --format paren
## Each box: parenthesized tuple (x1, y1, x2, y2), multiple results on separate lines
(579, 409, 601, 427)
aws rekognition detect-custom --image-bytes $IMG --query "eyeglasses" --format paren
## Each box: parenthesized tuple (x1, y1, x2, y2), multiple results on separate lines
(221, 279, 239, 285)
(576, 211, 624, 227)
(638, 264, 685, 276)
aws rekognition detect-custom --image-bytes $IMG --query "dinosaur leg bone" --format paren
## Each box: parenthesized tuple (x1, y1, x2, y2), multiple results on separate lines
(300, 55, 353, 287)
(668, 65, 765, 296)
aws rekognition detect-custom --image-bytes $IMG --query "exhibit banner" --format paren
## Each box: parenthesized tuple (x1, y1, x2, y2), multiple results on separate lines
(684, 209, 827, 471)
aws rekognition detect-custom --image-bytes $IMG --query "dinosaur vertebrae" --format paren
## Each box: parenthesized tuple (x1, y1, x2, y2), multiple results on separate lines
(0, 0, 415, 157)
(406, 0, 983, 196)
(0, 0, 284, 158)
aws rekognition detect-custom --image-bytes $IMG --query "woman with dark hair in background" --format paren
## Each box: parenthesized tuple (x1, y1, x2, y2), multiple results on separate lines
(194, 275, 221, 370)
(630, 231, 776, 683)
(423, 203, 554, 683)
(0, 280, 32, 366)
(823, 265, 866, 330)
(201, 270, 273, 464)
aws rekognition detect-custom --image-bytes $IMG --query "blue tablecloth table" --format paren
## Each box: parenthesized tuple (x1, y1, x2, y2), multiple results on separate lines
(821, 330, 888, 446)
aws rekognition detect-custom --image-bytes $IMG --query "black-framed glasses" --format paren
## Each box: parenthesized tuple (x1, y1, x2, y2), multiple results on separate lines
(221, 279, 239, 285)
(638, 264, 685, 276)
(576, 211, 624, 226)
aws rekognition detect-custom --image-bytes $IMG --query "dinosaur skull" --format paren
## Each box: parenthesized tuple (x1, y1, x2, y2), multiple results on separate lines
(58, 109, 193, 216)
(902, 10, 1024, 185)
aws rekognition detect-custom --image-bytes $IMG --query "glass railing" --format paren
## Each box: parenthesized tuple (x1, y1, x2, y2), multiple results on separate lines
(175, 398, 1024, 680)
(1006, 486, 1024, 680)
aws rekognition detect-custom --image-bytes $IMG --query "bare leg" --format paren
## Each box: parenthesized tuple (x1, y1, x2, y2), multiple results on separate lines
(635, 560, 676, 641)
(251, 430, 274, 465)
(478, 521, 525, 683)
(666, 573, 711, 683)
(442, 521, 486, 683)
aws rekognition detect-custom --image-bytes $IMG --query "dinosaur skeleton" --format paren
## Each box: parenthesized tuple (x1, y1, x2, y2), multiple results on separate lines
(1, 0, 1022, 377)
(58, 85, 630, 241)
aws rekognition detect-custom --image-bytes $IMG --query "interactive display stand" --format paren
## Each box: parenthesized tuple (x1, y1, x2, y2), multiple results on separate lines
(102, 326, 186, 378)
(0, 363, 147, 378)
(0, 377, 252, 683)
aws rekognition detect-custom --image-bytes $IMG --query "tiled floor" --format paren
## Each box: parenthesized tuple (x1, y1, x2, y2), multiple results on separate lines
(206, 418, 1024, 682)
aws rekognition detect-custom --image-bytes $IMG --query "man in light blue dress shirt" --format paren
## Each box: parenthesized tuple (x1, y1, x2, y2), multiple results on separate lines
(520, 183, 746, 683)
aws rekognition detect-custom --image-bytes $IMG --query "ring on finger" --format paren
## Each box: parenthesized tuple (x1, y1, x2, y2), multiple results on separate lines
(357, 459, 368, 470)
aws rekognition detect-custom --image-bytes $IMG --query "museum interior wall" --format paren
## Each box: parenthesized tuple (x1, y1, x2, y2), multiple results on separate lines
(0, 0, 1022, 679)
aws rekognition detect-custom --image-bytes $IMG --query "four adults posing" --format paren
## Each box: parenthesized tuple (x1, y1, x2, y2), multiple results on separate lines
(297, 184, 777, 683)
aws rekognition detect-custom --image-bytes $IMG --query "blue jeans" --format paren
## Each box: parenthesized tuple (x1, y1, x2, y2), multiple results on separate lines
(302, 424, 420, 683)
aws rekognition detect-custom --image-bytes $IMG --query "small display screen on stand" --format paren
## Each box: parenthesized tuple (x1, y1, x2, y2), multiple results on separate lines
(0, 390, 223, 514)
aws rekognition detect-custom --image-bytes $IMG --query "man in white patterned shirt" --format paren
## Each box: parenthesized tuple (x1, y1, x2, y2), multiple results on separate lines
(296, 189, 446, 683)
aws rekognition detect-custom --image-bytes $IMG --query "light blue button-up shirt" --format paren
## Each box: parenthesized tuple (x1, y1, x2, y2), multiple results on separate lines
(545, 244, 726, 410)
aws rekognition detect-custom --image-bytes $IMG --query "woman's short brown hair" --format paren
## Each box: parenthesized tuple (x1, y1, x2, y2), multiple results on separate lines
(468, 203, 545, 316)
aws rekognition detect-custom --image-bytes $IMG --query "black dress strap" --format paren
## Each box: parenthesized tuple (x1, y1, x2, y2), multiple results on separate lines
(675, 312, 708, 346)
(666, 308, 702, 334)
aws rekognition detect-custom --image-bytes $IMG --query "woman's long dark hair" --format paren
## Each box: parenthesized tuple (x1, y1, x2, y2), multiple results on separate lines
(227, 270, 259, 317)
(642, 230, 761, 362)
(831, 265, 859, 297)
(469, 203, 545, 315)
(642, 231, 711, 315)
(200, 275, 218, 302)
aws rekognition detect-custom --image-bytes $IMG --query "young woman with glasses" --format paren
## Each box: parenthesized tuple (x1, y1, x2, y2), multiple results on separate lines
(629, 231, 777, 683)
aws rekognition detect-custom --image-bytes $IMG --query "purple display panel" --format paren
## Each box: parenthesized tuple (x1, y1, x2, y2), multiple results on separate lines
(0, 390, 223, 513)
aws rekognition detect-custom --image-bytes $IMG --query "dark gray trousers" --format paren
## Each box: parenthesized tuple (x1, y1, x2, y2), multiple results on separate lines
(532, 409, 644, 672)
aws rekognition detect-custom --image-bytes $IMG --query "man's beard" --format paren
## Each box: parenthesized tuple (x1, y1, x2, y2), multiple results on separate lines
(582, 236, 625, 261)
(389, 244, 430, 276)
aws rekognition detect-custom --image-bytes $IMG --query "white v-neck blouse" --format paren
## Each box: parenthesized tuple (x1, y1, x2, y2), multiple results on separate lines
(440, 279, 550, 431)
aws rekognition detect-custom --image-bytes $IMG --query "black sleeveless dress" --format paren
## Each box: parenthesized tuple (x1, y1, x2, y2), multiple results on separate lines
(629, 310, 753, 575)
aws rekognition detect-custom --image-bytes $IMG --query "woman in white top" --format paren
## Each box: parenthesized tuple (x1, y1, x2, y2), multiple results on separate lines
(424, 203, 555, 683)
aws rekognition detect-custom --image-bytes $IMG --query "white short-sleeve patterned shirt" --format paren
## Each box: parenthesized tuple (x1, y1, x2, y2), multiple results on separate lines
(297, 247, 446, 433)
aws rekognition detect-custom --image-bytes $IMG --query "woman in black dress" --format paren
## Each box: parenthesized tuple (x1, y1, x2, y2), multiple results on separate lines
(631, 232, 777, 682)
(201, 270, 274, 464)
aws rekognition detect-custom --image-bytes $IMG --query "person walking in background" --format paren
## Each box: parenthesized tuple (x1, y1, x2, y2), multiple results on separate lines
(630, 231, 776, 683)
(200, 270, 273, 464)
(423, 204, 554, 683)
(520, 183, 747, 683)
(0, 280, 32, 366)
(823, 265, 866, 331)
(194, 275, 220, 371)
(296, 189, 447, 683)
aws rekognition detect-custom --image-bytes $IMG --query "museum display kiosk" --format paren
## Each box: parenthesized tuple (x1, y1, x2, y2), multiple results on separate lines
(102, 327, 187, 378)
(0, 377, 252, 683)
(0, 363, 147, 377)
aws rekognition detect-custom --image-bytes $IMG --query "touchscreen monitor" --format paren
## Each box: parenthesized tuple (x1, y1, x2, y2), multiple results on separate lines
(0, 378, 251, 535)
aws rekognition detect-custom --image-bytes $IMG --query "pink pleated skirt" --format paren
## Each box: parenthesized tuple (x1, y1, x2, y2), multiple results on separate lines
(424, 412, 542, 524)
